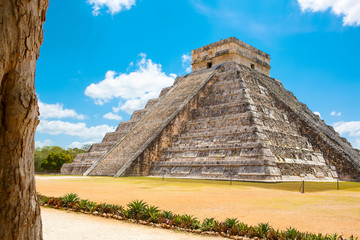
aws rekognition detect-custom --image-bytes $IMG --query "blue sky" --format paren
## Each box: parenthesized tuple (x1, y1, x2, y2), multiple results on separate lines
(35, 0, 360, 150)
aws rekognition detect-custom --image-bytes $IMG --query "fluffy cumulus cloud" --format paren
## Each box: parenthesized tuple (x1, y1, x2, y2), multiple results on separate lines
(103, 112, 123, 120)
(35, 139, 53, 148)
(87, 0, 136, 16)
(85, 53, 175, 114)
(333, 121, 360, 137)
(67, 141, 97, 149)
(333, 121, 360, 149)
(38, 100, 85, 120)
(331, 110, 342, 116)
(298, 0, 360, 26)
(37, 120, 115, 141)
(182, 54, 192, 74)
(314, 111, 321, 118)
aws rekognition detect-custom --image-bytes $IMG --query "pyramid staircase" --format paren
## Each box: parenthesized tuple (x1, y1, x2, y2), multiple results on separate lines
(60, 85, 173, 175)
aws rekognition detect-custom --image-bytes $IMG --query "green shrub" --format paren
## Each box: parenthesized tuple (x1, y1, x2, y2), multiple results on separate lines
(127, 200, 148, 220)
(202, 218, 216, 231)
(59, 193, 79, 207)
(223, 217, 239, 229)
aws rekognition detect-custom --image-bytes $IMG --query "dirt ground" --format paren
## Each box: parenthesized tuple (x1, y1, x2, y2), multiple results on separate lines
(36, 176, 360, 238)
(42, 207, 220, 240)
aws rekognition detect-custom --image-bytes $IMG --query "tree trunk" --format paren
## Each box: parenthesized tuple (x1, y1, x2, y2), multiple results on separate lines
(0, 0, 48, 239)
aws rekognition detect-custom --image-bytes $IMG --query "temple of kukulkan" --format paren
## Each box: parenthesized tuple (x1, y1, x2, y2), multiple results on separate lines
(61, 37, 360, 182)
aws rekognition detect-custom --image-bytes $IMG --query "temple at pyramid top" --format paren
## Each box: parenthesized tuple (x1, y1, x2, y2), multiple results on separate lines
(191, 37, 271, 76)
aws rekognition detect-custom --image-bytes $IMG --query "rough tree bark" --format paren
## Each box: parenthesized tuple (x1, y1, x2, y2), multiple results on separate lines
(0, 0, 49, 239)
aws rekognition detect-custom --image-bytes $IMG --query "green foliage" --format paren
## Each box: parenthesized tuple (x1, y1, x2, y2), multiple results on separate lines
(285, 227, 303, 240)
(59, 193, 79, 207)
(35, 145, 87, 172)
(255, 222, 273, 237)
(161, 210, 173, 220)
(41, 152, 73, 171)
(201, 218, 216, 231)
(223, 217, 239, 229)
(127, 200, 148, 220)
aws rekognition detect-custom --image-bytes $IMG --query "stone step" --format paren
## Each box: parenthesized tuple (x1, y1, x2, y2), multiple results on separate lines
(145, 98, 159, 109)
(115, 120, 138, 131)
(191, 101, 256, 119)
(74, 151, 106, 163)
(102, 131, 129, 142)
(184, 112, 253, 126)
(182, 118, 255, 133)
(130, 109, 148, 121)
(178, 125, 261, 138)
(90, 141, 116, 152)
(159, 86, 172, 97)
(161, 146, 273, 159)
(173, 134, 263, 146)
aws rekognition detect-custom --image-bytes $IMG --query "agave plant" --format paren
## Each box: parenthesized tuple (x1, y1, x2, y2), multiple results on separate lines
(350, 235, 359, 240)
(255, 222, 272, 237)
(201, 218, 216, 231)
(59, 193, 79, 207)
(325, 233, 343, 240)
(79, 199, 89, 210)
(180, 214, 197, 228)
(172, 214, 183, 226)
(285, 227, 303, 240)
(86, 201, 96, 212)
(127, 200, 148, 220)
(223, 217, 239, 229)
(146, 205, 160, 222)
(161, 210, 173, 220)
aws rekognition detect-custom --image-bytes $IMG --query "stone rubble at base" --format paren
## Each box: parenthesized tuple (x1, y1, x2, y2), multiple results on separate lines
(61, 37, 360, 182)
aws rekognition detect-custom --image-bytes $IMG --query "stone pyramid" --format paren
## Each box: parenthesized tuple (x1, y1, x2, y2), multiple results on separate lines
(61, 37, 360, 181)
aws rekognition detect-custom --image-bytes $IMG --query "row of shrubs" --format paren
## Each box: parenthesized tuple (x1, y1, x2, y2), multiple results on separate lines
(38, 193, 357, 240)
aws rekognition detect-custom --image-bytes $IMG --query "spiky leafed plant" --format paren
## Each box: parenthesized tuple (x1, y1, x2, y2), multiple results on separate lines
(146, 205, 160, 222)
(79, 199, 89, 210)
(86, 201, 96, 212)
(201, 218, 216, 231)
(161, 211, 173, 220)
(223, 217, 239, 229)
(285, 227, 303, 240)
(255, 222, 273, 238)
(191, 219, 201, 229)
(180, 214, 197, 228)
(59, 193, 79, 207)
(171, 215, 183, 227)
(325, 233, 343, 240)
(350, 235, 359, 240)
(127, 200, 148, 220)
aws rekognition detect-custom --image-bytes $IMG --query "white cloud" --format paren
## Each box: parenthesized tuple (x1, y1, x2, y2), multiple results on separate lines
(87, 0, 136, 16)
(67, 141, 97, 149)
(103, 112, 123, 120)
(38, 100, 85, 120)
(35, 139, 53, 148)
(314, 111, 322, 118)
(37, 120, 115, 141)
(331, 110, 342, 116)
(182, 54, 192, 73)
(355, 139, 360, 149)
(85, 53, 175, 114)
(333, 121, 360, 137)
(298, 0, 360, 26)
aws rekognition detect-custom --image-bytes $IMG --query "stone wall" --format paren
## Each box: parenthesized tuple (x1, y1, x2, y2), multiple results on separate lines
(191, 37, 271, 76)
